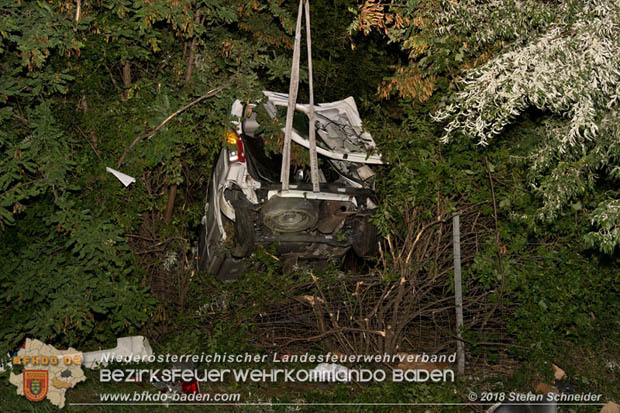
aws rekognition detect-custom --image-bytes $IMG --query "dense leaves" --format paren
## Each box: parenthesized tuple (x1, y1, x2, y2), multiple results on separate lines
(354, 0, 619, 359)
(431, 0, 620, 252)
(0, 0, 296, 349)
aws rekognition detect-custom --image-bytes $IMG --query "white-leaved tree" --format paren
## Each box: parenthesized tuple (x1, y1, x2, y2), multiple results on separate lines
(432, 0, 620, 253)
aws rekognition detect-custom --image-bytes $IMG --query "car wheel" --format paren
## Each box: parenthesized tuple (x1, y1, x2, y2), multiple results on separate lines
(261, 196, 319, 233)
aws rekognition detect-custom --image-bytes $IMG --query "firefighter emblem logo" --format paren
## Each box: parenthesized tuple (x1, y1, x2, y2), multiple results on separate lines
(23, 370, 49, 402)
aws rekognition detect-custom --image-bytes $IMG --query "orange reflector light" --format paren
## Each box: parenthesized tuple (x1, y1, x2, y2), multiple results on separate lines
(225, 131, 238, 145)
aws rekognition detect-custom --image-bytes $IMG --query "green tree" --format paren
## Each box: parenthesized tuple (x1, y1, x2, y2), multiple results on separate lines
(0, 0, 294, 349)
(431, 0, 620, 253)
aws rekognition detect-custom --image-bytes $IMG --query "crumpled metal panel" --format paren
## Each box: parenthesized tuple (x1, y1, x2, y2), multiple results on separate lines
(261, 91, 383, 165)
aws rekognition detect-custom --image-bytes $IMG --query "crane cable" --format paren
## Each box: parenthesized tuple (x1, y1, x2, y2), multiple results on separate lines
(280, 0, 320, 193)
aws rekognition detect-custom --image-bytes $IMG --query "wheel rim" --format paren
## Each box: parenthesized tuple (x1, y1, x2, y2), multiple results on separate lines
(261, 196, 318, 233)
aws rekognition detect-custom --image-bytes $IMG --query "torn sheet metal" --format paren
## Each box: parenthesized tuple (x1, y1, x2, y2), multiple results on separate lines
(261, 91, 383, 165)
(106, 167, 136, 187)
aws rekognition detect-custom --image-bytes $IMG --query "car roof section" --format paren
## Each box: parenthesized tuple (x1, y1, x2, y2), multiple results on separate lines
(233, 91, 383, 165)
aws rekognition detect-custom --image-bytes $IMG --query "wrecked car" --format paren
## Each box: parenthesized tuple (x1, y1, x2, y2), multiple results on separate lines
(198, 91, 383, 279)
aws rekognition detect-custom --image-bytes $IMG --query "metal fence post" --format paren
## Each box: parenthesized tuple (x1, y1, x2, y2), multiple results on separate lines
(453, 213, 465, 375)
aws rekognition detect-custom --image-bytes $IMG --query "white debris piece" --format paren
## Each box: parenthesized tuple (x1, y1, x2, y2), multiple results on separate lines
(309, 363, 351, 382)
(0, 353, 11, 373)
(106, 167, 136, 187)
(82, 336, 152, 369)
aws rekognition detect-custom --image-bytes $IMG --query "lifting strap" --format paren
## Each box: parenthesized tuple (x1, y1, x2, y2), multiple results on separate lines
(280, 0, 320, 193)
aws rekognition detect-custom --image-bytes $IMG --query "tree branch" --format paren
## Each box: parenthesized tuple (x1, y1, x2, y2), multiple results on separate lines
(117, 87, 223, 168)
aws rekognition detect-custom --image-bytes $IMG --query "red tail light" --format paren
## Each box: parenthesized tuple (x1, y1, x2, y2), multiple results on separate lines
(226, 131, 245, 163)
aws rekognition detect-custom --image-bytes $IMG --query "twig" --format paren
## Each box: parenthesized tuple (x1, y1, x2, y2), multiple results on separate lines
(75, 0, 81, 22)
(484, 158, 504, 279)
(125, 234, 158, 241)
(11, 114, 28, 124)
(481, 157, 505, 332)
(75, 125, 102, 160)
(104, 62, 120, 90)
(117, 87, 224, 167)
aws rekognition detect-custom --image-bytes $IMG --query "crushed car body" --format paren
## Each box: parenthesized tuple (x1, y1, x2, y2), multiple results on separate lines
(198, 91, 383, 279)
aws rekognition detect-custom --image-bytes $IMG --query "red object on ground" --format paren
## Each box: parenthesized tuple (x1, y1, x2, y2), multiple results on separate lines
(181, 380, 200, 394)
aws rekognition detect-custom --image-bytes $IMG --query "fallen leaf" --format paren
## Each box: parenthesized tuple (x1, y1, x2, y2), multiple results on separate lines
(552, 363, 566, 380)
(535, 382, 556, 394)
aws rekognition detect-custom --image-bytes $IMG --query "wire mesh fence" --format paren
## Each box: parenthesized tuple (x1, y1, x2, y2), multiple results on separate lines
(248, 202, 510, 358)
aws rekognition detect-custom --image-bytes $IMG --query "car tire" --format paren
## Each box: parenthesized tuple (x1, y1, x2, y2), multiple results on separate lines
(261, 196, 319, 233)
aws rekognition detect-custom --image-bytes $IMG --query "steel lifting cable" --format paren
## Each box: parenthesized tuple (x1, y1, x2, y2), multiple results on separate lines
(280, 0, 320, 193)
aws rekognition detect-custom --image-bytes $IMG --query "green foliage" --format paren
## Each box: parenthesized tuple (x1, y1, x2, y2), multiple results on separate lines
(343, 0, 620, 364)
(367, 97, 620, 360)
(351, 0, 620, 253)
(0, 103, 155, 350)
(1, 205, 156, 349)
(430, 0, 620, 253)
(0, 0, 296, 350)
(0, 105, 75, 227)
(368, 103, 484, 235)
